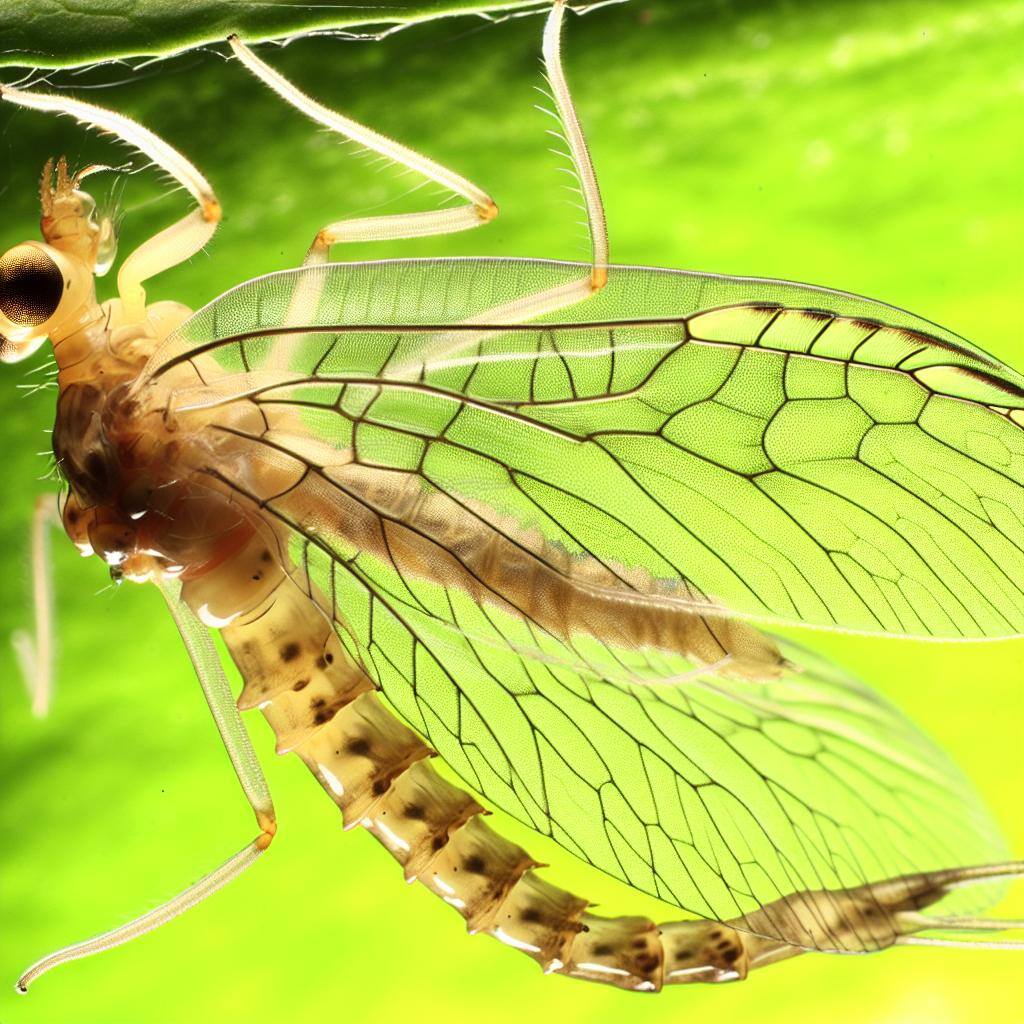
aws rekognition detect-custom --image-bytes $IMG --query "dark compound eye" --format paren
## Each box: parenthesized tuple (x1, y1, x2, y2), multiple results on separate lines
(0, 245, 64, 326)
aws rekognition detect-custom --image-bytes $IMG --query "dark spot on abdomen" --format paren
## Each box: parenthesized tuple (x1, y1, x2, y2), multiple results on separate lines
(463, 855, 486, 875)
(635, 953, 661, 975)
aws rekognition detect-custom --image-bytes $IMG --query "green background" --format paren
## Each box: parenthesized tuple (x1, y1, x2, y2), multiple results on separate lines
(1, 0, 1022, 1021)
(0, 0, 555, 67)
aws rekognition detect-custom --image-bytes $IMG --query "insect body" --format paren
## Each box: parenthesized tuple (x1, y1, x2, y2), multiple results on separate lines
(3, 0, 1023, 994)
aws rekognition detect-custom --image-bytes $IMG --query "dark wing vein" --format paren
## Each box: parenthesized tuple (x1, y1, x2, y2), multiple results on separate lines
(146, 258, 1024, 639)
(148, 258, 1022, 942)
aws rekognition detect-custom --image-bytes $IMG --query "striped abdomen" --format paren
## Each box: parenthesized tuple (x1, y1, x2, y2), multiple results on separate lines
(199, 562, 970, 992)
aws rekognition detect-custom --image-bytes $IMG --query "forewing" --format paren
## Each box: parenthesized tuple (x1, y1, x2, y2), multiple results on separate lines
(145, 258, 1020, 944)
(145, 257, 1024, 639)
(179, 421, 1009, 947)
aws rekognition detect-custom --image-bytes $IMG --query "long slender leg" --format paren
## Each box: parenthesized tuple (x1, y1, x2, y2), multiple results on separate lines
(11, 493, 60, 718)
(233, 1, 598, 280)
(160, 580, 276, 838)
(389, 0, 610, 378)
(227, 33, 500, 363)
(544, 0, 608, 291)
(228, 34, 498, 268)
(229, 0, 606, 365)
(0, 86, 220, 322)
(16, 582, 274, 992)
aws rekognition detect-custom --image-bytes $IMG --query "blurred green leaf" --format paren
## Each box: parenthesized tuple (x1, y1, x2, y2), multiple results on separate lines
(0, 0, 1022, 1021)
(0, 0, 553, 69)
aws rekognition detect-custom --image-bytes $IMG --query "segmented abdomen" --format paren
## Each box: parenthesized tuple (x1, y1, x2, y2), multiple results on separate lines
(177, 516, 982, 991)
(191, 551, 804, 991)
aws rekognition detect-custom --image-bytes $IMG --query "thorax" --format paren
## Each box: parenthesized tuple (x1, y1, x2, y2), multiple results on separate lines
(52, 298, 255, 583)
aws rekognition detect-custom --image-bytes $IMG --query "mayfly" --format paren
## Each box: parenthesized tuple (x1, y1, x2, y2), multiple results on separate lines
(3, 0, 1023, 995)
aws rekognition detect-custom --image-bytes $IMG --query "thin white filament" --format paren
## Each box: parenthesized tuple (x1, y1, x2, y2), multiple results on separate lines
(901, 912, 1024, 932)
(896, 935, 1024, 951)
(17, 839, 265, 992)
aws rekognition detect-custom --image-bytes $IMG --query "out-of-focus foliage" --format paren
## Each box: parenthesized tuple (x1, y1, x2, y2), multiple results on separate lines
(0, 0, 553, 68)
(0, 1, 1021, 1022)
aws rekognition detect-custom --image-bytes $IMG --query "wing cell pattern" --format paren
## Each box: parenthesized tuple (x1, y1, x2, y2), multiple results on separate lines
(207, 435, 1007, 943)
(149, 258, 1024, 639)
(144, 258, 1021, 942)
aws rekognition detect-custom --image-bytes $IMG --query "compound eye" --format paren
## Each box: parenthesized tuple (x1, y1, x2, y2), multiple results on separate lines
(0, 244, 64, 326)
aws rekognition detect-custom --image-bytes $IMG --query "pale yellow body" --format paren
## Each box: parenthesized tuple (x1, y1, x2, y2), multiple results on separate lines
(2, 2, 1021, 996)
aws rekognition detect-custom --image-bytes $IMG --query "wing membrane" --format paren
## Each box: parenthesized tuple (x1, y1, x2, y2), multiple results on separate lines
(140, 257, 1021, 942)
(195, 424, 1007, 946)
(143, 258, 1024, 639)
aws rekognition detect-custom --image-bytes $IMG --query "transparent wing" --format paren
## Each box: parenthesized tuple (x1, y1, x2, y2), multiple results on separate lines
(143, 257, 1024, 640)
(321, 542, 1008, 946)
(182, 419, 1010, 948)
(140, 257, 1021, 945)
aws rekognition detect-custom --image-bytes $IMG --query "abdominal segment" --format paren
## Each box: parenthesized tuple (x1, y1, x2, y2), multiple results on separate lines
(180, 533, 965, 991)
(204, 552, 754, 990)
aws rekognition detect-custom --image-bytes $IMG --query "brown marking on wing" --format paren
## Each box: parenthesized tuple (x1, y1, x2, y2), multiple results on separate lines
(246, 447, 787, 682)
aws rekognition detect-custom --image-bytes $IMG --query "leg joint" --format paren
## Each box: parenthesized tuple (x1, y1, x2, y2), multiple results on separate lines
(256, 810, 277, 850)
(202, 197, 223, 225)
(476, 199, 499, 223)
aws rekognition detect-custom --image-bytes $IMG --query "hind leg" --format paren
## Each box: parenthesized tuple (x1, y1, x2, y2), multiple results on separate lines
(388, 0, 613, 378)
(17, 584, 276, 992)
(11, 493, 60, 717)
